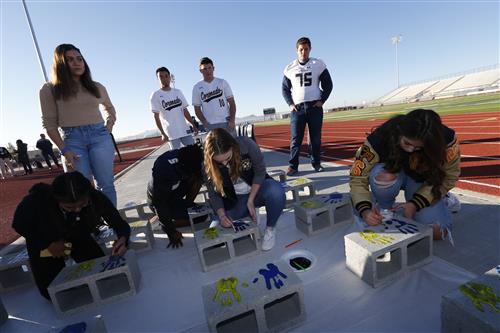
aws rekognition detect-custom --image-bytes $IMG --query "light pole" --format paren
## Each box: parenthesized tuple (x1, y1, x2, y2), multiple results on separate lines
(22, 0, 48, 82)
(391, 34, 402, 87)
(171, 74, 175, 88)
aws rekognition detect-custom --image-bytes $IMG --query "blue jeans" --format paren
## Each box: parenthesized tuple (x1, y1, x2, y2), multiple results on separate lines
(289, 103, 323, 169)
(369, 163, 453, 230)
(169, 135, 195, 150)
(226, 178, 285, 227)
(61, 123, 117, 206)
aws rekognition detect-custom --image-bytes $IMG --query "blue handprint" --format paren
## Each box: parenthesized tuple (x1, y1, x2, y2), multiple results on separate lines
(392, 218, 419, 234)
(100, 255, 126, 272)
(232, 221, 248, 232)
(323, 193, 343, 204)
(258, 263, 288, 290)
(190, 203, 207, 213)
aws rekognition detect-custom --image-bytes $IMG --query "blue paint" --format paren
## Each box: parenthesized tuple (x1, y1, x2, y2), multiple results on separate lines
(59, 322, 87, 333)
(233, 221, 248, 232)
(100, 255, 126, 272)
(258, 263, 288, 290)
(392, 218, 419, 234)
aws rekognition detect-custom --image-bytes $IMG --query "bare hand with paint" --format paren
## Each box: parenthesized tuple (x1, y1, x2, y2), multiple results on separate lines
(111, 236, 127, 256)
(362, 205, 382, 226)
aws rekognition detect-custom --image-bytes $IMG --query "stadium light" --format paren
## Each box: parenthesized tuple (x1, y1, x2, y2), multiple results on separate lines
(171, 74, 176, 88)
(391, 34, 403, 87)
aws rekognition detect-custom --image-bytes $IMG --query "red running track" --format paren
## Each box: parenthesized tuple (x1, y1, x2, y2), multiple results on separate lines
(255, 111, 500, 197)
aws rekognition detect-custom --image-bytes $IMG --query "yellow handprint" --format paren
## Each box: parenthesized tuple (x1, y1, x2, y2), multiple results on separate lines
(289, 178, 309, 186)
(300, 200, 323, 209)
(203, 227, 219, 240)
(65, 260, 95, 281)
(213, 277, 241, 306)
(359, 229, 395, 245)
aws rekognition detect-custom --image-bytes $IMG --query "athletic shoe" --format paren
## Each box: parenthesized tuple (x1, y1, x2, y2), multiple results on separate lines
(444, 192, 461, 213)
(262, 228, 276, 251)
(313, 165, 324, 172)
(287, 167, 298, 177)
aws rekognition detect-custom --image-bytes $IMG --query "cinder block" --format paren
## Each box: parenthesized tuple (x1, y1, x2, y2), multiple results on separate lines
(344, 217, 432, 288)
(195, 185, 211, 203)
(441, 266, 500, 333)
(96, 221, 155, 254)
(202, 259, 306, 332)
(194, 220, 261, 272)
(293, 193, 353, 236)
(118, 202, 155, 223)
(281, 178, 316, 207)
(48, 250, 141, 316)
(268, 170, 286, 183)
(0, 248, 33, 292)
(188, 203, 214, 232)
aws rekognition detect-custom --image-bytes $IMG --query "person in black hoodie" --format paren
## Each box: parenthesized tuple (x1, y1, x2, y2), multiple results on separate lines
(147, 144, 204, 249)
(204, 128, 285, 251)
(12, 171, 130, 299)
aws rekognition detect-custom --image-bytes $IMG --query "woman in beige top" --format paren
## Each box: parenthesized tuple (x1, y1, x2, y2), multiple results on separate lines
(39, 44, 117, 206)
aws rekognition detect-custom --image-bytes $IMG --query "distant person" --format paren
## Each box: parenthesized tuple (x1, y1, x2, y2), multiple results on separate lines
(39, 43, 117, 206)
(282, 37, 333, 176)
(349, 109, 461, 240)
(192, 57, 236, 134)
(203, 128, 285, 251)
(0, 146, 16, 178)
(36, 133, 60, 169)
(16, 139, 33, 175)
(12, 171, 130, 299)
(150, 67, 198, 149)
(147, 144, 203, 249)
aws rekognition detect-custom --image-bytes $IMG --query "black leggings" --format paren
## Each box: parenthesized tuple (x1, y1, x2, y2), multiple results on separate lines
(29, 233, 104, 300)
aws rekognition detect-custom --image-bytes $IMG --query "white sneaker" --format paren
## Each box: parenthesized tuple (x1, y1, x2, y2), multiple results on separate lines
(444, 192, 461, 213)
(262, 227, 276, 251)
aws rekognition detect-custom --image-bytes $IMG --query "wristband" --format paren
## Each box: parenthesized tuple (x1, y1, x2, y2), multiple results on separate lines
(60, 146, 70, 155)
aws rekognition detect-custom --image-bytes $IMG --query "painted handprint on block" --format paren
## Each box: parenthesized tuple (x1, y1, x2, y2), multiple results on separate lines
(459, 282, 500, 313)
(99, 255, 126, 272)
(391, 218, 419, 234)
(213, 277, 241, 306)
(232, 221, 248, 232)
(203, 227, 219, 240)
(359, 229, 395, 245)
(323, 193, 343, 204)
(257, 263, 288, 290)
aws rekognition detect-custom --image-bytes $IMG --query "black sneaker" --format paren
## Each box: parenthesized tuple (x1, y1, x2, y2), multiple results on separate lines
(287, 167, 298, 177)
(313, 165, 324, 172)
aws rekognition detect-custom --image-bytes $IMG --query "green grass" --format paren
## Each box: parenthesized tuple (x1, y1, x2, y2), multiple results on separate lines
(256, 92, 500, 126)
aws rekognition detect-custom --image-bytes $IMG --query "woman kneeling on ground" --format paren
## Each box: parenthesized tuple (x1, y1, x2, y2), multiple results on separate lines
(204, 128, 286, 251)
(12, 171, 130, 300)
(349, 108, 461, 240)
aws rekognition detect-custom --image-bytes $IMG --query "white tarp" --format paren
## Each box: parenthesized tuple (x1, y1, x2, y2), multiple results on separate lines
(2, 209, 476, 332)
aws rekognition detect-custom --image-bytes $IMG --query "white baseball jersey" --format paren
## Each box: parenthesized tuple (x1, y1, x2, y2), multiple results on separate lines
(192, 77, 233, 124)
(283, 57, 327, 104)
(150, 88, 191, 140)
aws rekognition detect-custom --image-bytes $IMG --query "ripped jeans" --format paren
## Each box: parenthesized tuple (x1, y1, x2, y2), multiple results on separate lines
(369, 163, 453, 230)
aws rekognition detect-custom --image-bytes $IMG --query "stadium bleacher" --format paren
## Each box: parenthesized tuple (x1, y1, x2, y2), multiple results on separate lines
(377, 65, 499, 105)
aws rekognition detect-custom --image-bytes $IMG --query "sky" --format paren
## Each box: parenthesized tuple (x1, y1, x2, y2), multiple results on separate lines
(1, 0, 498, 147)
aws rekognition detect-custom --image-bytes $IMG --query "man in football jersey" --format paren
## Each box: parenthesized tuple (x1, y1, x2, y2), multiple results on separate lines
(150, 67, 198, 149)
(282, 37, 333, 176)
(192, 57, 237, 133)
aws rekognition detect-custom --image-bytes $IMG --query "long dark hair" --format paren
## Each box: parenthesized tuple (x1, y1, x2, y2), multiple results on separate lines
(203, 128, 241, 196)
(373, 109, 446, 199)
(52, 171, 92, 203)
(51, 44, 100, 100)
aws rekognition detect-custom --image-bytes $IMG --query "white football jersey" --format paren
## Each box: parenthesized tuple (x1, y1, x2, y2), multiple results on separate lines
(192, 77, 233, 124)
(150, 88, 191, 140)
(283, 57, 327, 104)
